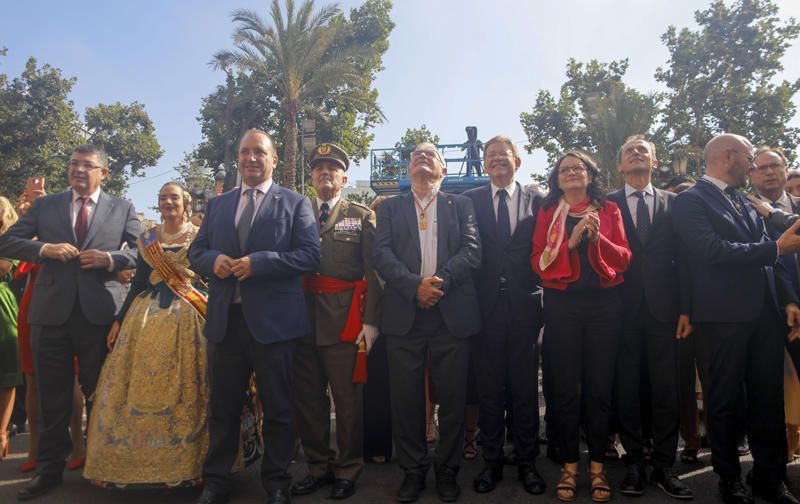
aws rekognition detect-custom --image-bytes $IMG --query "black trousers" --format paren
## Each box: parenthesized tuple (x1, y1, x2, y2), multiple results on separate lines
(616, 307, 679, 468)
(363, 335, 393, 460)
(476, 291, 540, 463)
(694, 298, 787, 486)
(386, 307, 469, 473)
(202, 305, 296, 494)
(31, 301, 108, 476)
(542, 288, 622, 464)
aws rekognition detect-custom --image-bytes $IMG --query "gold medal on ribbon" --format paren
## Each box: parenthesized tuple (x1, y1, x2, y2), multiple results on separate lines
(419, 213, 427, 230)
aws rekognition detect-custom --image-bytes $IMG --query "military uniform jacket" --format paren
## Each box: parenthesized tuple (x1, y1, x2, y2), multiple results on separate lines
(305, 198, 381, 346)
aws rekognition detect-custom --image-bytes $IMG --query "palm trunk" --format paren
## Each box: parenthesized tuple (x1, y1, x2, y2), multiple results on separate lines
(282, 102, 298, 191)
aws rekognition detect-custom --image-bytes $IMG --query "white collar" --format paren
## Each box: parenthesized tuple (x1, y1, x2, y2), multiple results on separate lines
(624, 183, 654, 198)
(412, 187, 439, 203)
(241, 179, 273, 195)
(316, 194, 341, 210)
(758, 191, 791, 210)
(72, 187, 101, 204)
(701, 174, 729, 192)
(491, 181, 517, 199)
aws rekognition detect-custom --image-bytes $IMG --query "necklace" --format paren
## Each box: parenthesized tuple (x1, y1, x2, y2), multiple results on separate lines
(413, 193, 438, 231)
(158, 222, 192, 245)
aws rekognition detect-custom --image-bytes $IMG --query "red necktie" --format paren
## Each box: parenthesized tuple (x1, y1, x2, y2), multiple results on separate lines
(75, 197, 90, 246)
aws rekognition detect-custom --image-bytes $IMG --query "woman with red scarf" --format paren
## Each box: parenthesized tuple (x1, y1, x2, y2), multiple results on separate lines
(531, 151, 631, 503)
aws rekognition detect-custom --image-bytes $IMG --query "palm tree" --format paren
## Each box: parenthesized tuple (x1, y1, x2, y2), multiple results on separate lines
(214, 0, 369, 191)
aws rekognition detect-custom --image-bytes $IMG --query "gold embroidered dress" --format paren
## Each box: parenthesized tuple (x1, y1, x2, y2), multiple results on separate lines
(84, 223, 208, 488)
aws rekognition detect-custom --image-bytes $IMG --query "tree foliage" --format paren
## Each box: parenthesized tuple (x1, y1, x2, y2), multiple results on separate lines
(212, 0, 393, 191)
(520, 59, 660, 190)
(655, 0, 800, 170)
(0, 55, 163, 198)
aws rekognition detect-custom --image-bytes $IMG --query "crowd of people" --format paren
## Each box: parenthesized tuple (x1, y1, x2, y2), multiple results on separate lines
(1, 129, 800, 504)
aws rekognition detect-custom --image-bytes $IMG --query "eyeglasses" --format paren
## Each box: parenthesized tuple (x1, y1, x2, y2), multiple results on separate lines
(558, 165, 587, 175)
(69, 160, 103, 171)
(751, 162, 786, 173)
(411, 150, 439, 160)
(731, 149, 755, 165)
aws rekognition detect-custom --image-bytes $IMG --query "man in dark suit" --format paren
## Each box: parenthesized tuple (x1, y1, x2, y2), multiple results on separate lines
(292, 143, 381, 500)
(373, 142, 481, 503)
(0, 145, 140, 500)
(189, 129, 320, 504)
(673, 133, 800, 504)
(608, 135, 693, 500)
(462, 135, 545, 496)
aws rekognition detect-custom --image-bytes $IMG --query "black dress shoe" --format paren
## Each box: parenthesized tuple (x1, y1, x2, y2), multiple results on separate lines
(267, 488, 291, 504)
(17, 473, 63, 501)
(737, 436, 751, 456)
(620, 462, 647, 496)
(472, 462, 503, 493)
(719, 477, 754, 504)
(329, 479, 356, 500)
(518, 462, 546, 495)
(397, 471, 426, 503)
(290, 473, 334, 496)
(436, 467, 461, 502)
(651, 467, 694, 500)
(752, 480, 800, 504)
(195, 488, 230, 504)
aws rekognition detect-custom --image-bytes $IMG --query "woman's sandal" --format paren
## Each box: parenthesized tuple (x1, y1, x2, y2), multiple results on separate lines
(588, 470, 612, 503)
(462, 428, 479, 460)
(556, 468, 578, 502)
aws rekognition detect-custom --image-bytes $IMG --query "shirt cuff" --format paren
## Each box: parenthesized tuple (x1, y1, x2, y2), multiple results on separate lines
(38, 244, 47, 257)
(106, 252, 115, 272)
(776, 241, 781, 263)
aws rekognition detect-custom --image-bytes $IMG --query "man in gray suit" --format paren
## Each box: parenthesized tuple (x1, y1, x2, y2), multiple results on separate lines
(0, 145, 140, 500)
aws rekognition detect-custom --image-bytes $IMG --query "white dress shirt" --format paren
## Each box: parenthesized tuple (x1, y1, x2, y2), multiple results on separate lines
(316, 195, 342, 220)
(235, 179, 273, 227)
(491, 181, 520, 236)
(413, 188, 438, 278)
(759, 191, 792, 213)
(624, 183, 655, 224)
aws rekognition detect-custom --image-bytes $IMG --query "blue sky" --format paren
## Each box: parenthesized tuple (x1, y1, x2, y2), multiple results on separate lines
(3, 0, 800, 217)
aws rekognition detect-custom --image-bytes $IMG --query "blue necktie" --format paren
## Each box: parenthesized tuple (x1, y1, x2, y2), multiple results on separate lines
(496, 189, 511, 245)
(635, 191, 651, 243)
(238, 189, 256, 253)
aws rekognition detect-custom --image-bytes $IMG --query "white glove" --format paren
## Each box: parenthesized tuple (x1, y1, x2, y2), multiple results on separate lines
(356, 324, 380, 354)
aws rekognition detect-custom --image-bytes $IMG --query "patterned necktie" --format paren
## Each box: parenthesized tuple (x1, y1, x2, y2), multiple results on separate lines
(496, 189, 511, 245)
(237, 189, 256, 252)
(634, 191, 651, 243)
(319, 202, 330, 227)
(75, 197, 90, 247)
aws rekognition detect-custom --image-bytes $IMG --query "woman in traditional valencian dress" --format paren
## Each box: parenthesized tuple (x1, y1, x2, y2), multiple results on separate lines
(84, 182, 209, 488)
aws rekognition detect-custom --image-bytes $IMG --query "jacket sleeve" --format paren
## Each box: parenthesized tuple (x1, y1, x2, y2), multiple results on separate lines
(588, 203, 632, 280)
(361, 208, 382, 327)
(672, 191, 778, 267)
(0, 197, 46, 262)
(188, 198, 221, 278)
(115, 252, 151, 321)
(108, 201, 141, 272)
(248, 196, 321, 278)
(436, 196, 481, 293)
(372, 199, 423, 304)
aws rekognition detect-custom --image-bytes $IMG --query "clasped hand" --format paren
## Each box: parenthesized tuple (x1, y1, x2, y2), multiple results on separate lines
(567, 211, 599, 250)
(417, 276, 444, 309)
(41, 243, 110, 269)
(213, 254, 253, 281)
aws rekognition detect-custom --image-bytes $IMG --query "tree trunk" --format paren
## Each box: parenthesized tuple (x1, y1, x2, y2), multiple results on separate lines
(282, 102, 298, 191)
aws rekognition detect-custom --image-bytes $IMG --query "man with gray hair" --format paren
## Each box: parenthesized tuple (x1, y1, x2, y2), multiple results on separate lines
(673, 133, 800, 504)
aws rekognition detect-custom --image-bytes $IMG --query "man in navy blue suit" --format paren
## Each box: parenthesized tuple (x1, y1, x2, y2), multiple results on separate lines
(189, 129, 321, 504)
(462, 135, 546, 496)
(673, 133, 800, 504)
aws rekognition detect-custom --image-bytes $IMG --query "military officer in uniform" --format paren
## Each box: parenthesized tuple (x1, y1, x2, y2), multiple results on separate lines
(292, 143, 381, 500)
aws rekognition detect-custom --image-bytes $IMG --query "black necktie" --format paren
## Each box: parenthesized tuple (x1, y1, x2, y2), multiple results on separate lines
(634, 191, 651, 243)
(237, 189, 256, 252)
(496, 189, 511, 244)
(319, 202, 330, 227)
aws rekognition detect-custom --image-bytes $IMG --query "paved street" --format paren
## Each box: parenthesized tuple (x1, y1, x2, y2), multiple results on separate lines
(2, 429, 799, 503)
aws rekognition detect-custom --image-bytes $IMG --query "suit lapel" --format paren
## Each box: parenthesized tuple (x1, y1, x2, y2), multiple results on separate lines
(58, 191, 76, 244)
(479, 185, 498, 243)
(510, 183, 532, 243)
(402, 193, 421, 257)
(697, 179, 753, 239)
(436, 193, 451, 270)
(82, 191, 111, 250)
(221, 189, 243, 255)
(610, 190, 640, 248)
